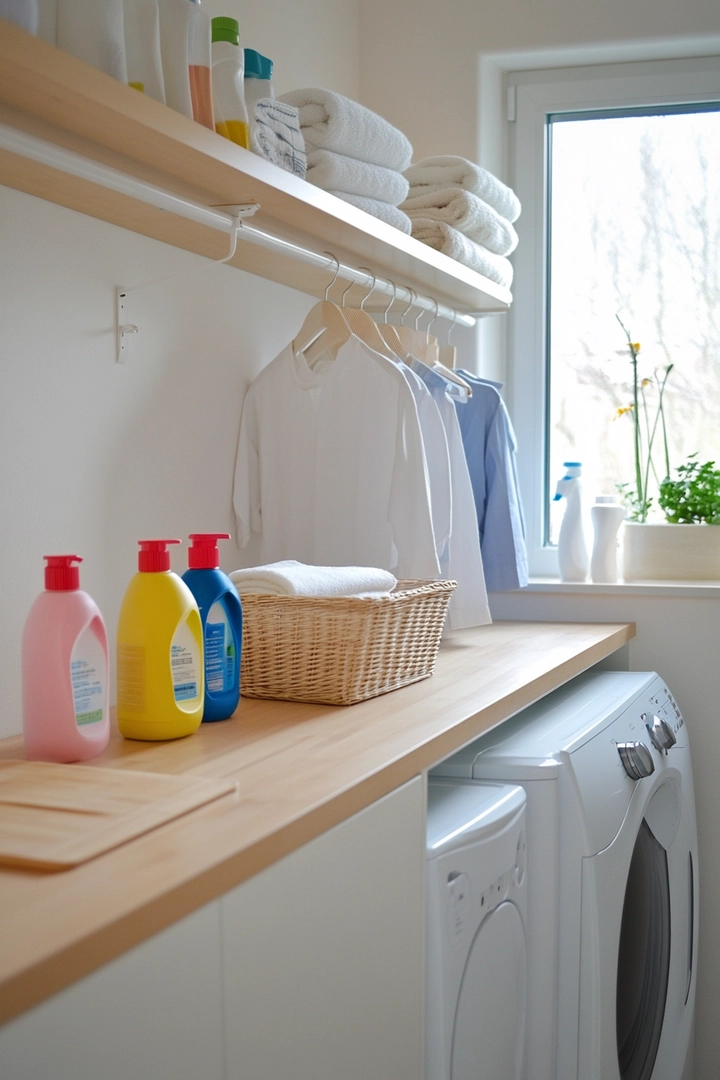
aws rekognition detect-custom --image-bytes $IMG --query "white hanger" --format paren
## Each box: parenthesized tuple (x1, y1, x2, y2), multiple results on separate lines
(396, 291, 439, 365)
(293, 254, 351, 367)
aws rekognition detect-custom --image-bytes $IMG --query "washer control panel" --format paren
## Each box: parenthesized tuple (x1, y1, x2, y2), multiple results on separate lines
(617, 740, 655, 780)
(644, 712, 678, 753)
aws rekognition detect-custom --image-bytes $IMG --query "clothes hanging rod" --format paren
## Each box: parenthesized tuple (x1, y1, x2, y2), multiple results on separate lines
(0, 122, 475, 328)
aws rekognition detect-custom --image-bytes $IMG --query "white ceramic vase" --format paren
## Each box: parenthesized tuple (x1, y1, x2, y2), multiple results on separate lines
(621, 521, 720, 581)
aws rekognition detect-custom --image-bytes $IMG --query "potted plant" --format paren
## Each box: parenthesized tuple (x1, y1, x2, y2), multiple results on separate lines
(614, 318, 720, 580)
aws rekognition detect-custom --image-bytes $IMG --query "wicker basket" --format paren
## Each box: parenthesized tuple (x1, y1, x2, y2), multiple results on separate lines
(239, 579, 456, 706)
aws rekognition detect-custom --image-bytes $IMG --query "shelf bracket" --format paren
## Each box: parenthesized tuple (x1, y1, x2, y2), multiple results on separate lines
(116, 287, 138, 364)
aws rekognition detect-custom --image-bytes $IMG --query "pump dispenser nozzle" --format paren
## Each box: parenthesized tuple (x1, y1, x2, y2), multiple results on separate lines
(137, 539, 181, 572)
(43, 555, 83, 591)
(187, 533, 231, 569)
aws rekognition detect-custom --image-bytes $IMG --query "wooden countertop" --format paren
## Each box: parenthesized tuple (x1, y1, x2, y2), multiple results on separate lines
(0, 619, 633, 1026)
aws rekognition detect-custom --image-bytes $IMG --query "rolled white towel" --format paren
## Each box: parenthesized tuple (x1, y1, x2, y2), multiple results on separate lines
(307, 148, 409, 205)
(277, 87, 413, 172)
(229, 560, 398, 597)
(404, 156, 521, 224)
(401, 187, 518, 257)
(329, 191, 412, 234)
(411, 218, 514, 290)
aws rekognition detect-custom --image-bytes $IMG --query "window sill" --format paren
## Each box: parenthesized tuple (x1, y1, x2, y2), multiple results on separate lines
(491, 578, 720, 599)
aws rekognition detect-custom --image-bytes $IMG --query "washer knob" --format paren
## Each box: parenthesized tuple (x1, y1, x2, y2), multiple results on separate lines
(644, 713, 677, 754)
(617, 741, 655, 780)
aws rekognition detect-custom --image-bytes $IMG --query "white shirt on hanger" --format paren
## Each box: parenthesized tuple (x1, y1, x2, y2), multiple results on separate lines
(233, 335, 440, 579)
(410, 359, 492, 628)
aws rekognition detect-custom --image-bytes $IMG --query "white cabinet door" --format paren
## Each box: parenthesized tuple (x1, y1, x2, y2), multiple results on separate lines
(0, 901, 225, 1080)
(221, 776, 426, 1080)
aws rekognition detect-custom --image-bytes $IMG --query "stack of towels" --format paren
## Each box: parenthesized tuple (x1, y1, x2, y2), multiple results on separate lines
(278, 87, 413, 234)
(400, 156, 521, 290)
(230, 560, 398, 598)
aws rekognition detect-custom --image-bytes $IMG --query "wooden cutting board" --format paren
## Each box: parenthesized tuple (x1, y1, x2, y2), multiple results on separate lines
(0, 761, 237, 871)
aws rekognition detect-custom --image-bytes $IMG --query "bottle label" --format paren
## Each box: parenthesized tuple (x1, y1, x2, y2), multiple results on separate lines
(171, 620, 201, 703)
(205, 601, 236, 694)
(117, 643, 145, 713)
(70, 627, 107, 727)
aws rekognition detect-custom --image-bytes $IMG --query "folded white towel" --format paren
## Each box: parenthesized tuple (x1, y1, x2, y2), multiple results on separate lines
(277, 87, 413, 172)
(401, 187, 518, 256)
(329, 191, 412, 234)
(229, 560, 398, 597)
(411, 219, 514, 290)
(405, 156, 521, 224)
(306, 148, 409, 205)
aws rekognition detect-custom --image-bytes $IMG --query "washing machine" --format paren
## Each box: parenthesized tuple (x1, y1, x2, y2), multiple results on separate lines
(432, 669, 698, 1080)
(425, 779, 528, 1080)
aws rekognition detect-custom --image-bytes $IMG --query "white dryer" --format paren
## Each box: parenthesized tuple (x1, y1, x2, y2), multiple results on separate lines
(432, 670, 698, 1080)
(425, 779, 528, 1080)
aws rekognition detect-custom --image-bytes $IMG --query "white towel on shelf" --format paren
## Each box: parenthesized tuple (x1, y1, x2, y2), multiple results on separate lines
(330, 191, 412, 234)
(307, 148, 409, 204)
(277, 87, 413, 172)
(401, 187, 518, 256)
(229, 560, 398, 597)
(411, 218, 514, 289)
(404, 156, 521, 224)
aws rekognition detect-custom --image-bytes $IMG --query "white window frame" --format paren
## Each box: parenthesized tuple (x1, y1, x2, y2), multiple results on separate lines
(503, 55, 720, 578)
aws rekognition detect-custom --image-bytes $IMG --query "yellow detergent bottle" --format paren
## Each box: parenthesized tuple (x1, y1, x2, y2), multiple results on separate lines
(117, 539, 204, 740)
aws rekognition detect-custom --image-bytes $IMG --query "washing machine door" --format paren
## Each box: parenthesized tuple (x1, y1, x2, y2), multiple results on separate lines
(578, 773, 696, 1080)
(451, 901, 526, 1080)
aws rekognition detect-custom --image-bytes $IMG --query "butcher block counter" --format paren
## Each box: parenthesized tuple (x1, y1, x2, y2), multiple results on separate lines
(0, 619, 633, 1028)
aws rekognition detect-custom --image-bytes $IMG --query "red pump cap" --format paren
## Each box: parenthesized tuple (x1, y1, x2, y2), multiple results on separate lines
(187, 533, 231, 569)
(44, 554, 82, 591)
(137, 539, 181, 572)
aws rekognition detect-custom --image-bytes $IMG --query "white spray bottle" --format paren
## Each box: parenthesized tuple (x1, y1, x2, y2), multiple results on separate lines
(553, 461, 589, 582)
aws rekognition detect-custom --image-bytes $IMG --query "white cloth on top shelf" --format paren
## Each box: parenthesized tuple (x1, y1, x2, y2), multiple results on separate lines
(410, 219, 514, 289)
(453, 372, 528, 593)
(229, 560, 397, 597)
(400, 187, 518, 256)
(306, 148, 409, 204)
(233, 335, 440, 579)
(277, 87, 413, 171)
(408, 358, 492, 630)
(404, 156, 521, 224)
(329, 191, 412, 233)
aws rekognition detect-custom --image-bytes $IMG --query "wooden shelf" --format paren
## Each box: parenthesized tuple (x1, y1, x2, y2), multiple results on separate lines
(0, 19, 511, 315)
(0, 620, 633, 1024)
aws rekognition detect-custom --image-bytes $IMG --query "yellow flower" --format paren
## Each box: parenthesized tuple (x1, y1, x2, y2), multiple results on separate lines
(614, 405, 635, 418)
(641, 378, 652, 388)
(631, 342, 641, 352)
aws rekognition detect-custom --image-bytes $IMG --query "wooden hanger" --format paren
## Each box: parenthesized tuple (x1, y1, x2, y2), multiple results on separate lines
(377, 281, 407, 359)
(340, 270, 396, 359)
(292, 255, 351, 367)
(437, 306, 458, 370)
(396, 290, 441, 365)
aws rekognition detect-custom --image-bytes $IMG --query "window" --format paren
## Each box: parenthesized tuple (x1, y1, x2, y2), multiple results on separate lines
(506, 57, 720, 576)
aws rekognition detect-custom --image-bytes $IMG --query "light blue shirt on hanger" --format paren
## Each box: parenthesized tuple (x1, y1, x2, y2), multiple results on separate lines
(454, 371, 528, 591)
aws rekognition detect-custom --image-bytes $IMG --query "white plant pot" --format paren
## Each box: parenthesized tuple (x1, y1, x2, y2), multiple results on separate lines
(621, 521, 720, 581)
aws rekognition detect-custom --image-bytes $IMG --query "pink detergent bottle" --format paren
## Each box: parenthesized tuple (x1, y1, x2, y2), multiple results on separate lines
(22, 555, 110, 762)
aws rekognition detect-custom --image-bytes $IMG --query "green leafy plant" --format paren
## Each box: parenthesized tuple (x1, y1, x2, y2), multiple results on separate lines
(659, 454, 720, 524)
(614, 315, 673, 522)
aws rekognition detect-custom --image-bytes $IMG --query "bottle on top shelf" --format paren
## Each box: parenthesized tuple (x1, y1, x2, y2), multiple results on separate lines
(243, 47, 273, 144)
(122, 0, 166, 101)
(56, 0, 128, 82)
(158, 0, 214, 129)
(22, 555, 110, 763)
(211, 16, 250, 148)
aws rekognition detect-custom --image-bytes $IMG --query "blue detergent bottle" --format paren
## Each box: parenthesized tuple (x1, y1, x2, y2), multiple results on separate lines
(182, 533, 242, 721)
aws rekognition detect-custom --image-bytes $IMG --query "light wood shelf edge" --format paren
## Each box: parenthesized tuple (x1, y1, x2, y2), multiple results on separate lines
(0, 620, 634, 1026)
(0, 19, 511, 313)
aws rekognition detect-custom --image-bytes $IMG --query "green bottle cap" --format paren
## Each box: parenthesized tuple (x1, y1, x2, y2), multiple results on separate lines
(212, 17, 240, 46)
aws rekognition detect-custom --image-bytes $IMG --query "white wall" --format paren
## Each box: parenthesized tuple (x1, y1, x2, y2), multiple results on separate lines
(0, 0, 360, 740)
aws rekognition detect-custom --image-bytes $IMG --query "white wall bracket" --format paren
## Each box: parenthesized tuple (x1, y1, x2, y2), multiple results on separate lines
(116, 287, 138, 364)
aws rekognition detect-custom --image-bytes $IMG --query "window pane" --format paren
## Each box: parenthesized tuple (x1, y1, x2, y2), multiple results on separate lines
(548, 108, 720, 541)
